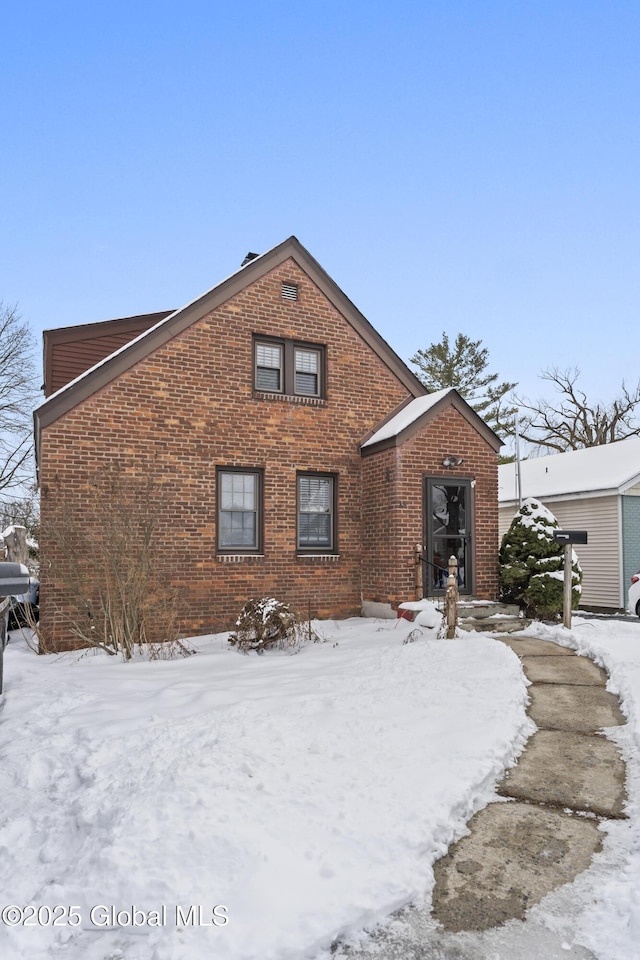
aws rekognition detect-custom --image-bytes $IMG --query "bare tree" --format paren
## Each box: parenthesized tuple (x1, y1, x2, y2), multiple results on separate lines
(0, 303, 38, 497)
(517, 367, 640, 452)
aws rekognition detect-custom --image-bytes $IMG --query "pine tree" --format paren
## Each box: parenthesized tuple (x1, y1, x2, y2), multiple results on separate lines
(409, 332, 516, 437)
(499, 498, 582, 618)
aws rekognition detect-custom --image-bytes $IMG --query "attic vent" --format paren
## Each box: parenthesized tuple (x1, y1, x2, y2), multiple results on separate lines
(281, 281, 298, 301)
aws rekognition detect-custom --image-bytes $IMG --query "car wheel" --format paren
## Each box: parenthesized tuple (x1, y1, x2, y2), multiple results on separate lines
(636, 599, 640, 618)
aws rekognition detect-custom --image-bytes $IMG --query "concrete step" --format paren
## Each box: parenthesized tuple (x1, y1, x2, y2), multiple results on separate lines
(458, 616, 531, 634)
(456, 600, 530, 634)
(458, 600, 520, 619)
(395, 598, 529, 634)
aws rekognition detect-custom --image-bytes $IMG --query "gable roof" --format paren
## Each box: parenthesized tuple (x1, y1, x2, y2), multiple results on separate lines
(34, 237, 427, 446)
(498, 435, 640, 505)
(360, 387, 503, 454)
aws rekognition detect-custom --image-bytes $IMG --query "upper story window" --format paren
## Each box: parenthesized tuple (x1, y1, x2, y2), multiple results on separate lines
(255, 343, 282, 392)
(253, 336, 325, 399)
(294, 348, 320, 396)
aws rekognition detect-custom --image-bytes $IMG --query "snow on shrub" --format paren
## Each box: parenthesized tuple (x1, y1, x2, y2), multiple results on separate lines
(228, 597, 319, 653)
(499, 497, 582, 619)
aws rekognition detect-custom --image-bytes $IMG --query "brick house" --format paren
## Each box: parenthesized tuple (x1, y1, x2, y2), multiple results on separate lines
(34, 237, 501, 649)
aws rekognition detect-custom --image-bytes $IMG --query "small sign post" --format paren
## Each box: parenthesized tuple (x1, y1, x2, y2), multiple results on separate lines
(552, 531, 588, 629)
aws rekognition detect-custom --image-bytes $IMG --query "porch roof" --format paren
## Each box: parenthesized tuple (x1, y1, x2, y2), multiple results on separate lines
(361, 388, 502, 453)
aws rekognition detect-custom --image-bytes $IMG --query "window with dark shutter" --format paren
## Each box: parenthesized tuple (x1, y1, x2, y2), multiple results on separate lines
(253, 337, 325, 399)
(255, 343, 282, 392)
(297, 473, 335, 551)
(294, 348, 320, 396)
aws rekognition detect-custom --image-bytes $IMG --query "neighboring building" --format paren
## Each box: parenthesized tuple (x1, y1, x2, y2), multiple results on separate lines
(35, 237, 502, 650)
(499, 437, 640, 610)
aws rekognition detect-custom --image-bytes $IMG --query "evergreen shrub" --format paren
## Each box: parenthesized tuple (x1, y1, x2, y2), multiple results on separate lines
(499, 497, 582, 619)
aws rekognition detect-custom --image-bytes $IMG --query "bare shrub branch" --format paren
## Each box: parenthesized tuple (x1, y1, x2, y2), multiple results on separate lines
(229, 597, 320, 654)
(40, 466, 188, 660)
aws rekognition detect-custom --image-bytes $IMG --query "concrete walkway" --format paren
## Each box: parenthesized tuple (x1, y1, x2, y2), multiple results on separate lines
(432, 634, 627, 930)
(336, 633, 627, 958)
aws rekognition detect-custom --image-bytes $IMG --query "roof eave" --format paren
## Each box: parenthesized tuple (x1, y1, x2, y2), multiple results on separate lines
(619, 474, 640, 494)
(361, 390, 503, 456)
(34, 236, 427, 443)
(499, 486, 621, 507)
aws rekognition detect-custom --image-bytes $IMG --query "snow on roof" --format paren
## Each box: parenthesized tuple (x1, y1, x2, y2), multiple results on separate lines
(499, 435, 640, 504)
(361, 388, 455, 448)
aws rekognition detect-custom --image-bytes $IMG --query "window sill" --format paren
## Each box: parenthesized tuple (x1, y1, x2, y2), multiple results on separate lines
(217, 554, 264, 562)
(296, 553, 340, 561)
(253, 391, 325, 406)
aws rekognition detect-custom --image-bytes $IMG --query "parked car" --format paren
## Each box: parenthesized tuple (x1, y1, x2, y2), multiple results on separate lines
(0, 563, 31, 695)
(628, 573, 640, 618)
(8, 579, 39, 629)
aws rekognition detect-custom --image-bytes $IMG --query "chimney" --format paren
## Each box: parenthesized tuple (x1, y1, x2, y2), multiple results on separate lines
(241, 252, 259, 267)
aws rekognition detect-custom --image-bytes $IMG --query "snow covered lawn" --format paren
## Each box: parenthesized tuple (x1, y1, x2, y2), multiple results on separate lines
(0, 617, 531, 960)
(2, 614, 640, 960)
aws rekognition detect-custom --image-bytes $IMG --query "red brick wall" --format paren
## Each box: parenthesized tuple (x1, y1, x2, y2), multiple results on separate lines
(39, 259, 412, 648)
(361, 406, 500, 607)
(361, 446, 403, 600)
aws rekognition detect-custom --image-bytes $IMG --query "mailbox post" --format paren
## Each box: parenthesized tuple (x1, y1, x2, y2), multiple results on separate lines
(552, 531, 588, 629)
(0, 561, 30, 695)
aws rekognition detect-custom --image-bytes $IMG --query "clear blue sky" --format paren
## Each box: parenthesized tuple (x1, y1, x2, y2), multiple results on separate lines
(2, 1, 639, 404)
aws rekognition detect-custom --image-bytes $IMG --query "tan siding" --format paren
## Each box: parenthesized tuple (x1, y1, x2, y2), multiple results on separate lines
(499, 506, 515, 541)
(500, 497, 621, 608)
(550, 498, 620, 607)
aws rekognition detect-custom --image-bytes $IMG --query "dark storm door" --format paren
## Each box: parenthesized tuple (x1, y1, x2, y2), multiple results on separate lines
(425, 478, 473, 595)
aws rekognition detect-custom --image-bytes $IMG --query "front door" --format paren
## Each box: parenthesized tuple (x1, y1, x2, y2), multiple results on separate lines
(425, 478, 473, 595)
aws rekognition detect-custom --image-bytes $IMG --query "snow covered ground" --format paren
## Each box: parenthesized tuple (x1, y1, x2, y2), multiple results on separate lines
(0, 614, 639, 960)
